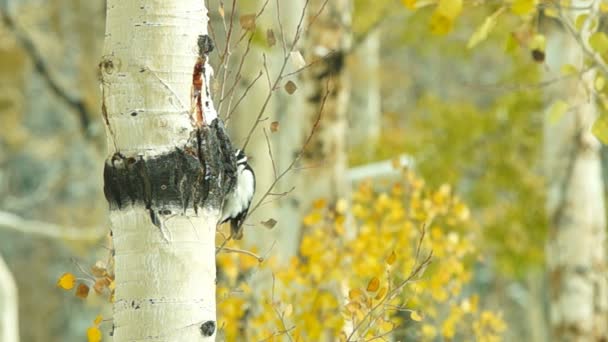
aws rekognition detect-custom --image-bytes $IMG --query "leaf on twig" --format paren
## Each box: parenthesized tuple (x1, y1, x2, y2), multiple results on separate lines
(410, 310, 423, 322)
(386, 251, 397, 265)
(267, 29, 276, 47)
(270, 121, 280, 132)
(285, 80, 297, 94)
(57, 272, 76, 290)
(366, 277, 380, 292)
(261, 218, 277, 229)
(239, 14, 256, 30)
(76, 283, 90, 299)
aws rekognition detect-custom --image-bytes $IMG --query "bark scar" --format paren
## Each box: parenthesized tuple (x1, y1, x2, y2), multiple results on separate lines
(191, 35, 214, 127)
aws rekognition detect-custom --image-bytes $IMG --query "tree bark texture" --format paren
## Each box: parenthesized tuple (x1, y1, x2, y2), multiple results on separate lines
(101, 2, 235, 340)
(545, 1, 608, 340)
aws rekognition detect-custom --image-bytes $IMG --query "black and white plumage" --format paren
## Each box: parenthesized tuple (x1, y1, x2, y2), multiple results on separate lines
(220, 149, 255, 239)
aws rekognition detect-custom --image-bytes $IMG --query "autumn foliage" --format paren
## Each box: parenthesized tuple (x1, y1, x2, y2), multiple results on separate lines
(216, 170, 505, 341)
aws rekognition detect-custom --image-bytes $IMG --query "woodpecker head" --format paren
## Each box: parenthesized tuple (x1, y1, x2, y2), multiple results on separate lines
(236, 149, 248, 166)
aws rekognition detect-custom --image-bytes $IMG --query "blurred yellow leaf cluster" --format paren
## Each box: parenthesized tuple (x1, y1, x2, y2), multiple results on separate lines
(86, 315, 103, 342)
(217, 171, 505, 340)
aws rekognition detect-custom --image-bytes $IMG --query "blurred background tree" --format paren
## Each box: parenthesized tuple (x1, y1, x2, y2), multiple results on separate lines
(2, 0, 608, 341)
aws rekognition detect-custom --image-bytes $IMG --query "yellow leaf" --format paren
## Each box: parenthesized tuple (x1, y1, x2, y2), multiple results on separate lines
(590, 32, 608, 54)
(57, 272, 76, 290)
(346, 301, 361, 313)
(547, 100, 569, 124)
(530, 34, 546, 51)
(335, 198, 348, 214)
(467, 7, 504, 49)
(511, 0, 536, 16)
(430, 0, 462, 35)
(303, 212, 323, 226)
(386, 251, 396, 265)
(94, 314, 103, 325)
(592, 114, 608, 144)
(349, 288, 365, 301)
(401, 0, 416, 10)
(366, 277, 380, 292)
(312, 198, 327, 209)
(436, 0, 462, 19)
(560, 64, 578, 76)
(375, 286, 387, 300)
(596, 76, 606, 91)
(575, 14, 589, 31)
(410, 310, 423, 322)
(87, 326, 102, 342)
(284, 303, 293, 317)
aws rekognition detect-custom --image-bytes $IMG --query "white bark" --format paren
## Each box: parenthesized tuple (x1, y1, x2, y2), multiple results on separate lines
(545, 1, 607, 339)
(284, 0, 352, 256)
(102, 1, 218, 340)
(0, 256, 18, 342)
(111, 208, 217, 341)
(348, 28, 381, 158)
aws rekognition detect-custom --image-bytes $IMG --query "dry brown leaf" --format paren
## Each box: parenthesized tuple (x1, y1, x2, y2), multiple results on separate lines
(284, 80, 297, 94)
(75, 283, 90, 299)
(239, 14, 256, 30)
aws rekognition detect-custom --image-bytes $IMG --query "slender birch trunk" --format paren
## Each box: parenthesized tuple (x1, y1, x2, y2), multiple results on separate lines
(286, 0, 352, 254)
(0, 256, 18, 342)
(348, 28, 381, 159)
(101, 2, 235, 340)
(545, 1, 608, 339)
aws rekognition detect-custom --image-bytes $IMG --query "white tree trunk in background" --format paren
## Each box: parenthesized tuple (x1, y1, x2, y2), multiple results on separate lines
(284, 0, 352, 256)
(102, 1, 220, 340)
(545, 1, 608, 339)
(0, 256, 18, 342)
(348, 28, 381, 158)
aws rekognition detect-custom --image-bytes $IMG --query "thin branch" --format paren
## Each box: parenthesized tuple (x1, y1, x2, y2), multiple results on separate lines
(0, 9, 94, 137)
(248, 80, 329, 217)
(263, 127, 278, 179)
(0, 210, 106, 241)
(241, 0, 311, 150)
(218, 247, 264, 262)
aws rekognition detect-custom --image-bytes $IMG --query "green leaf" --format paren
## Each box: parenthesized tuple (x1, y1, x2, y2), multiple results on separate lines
(589, 32, 608, 54)
(592, 114, 608, 144)
(595, 75, 606, 91)
(560, 64, 578, 76)
(467, 8, 504, 49)
(547, 100, 569, 124)
(575, 14, 589, 31)
(511, 0, 536, 16)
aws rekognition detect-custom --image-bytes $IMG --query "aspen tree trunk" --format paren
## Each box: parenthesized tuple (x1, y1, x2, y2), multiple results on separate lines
(0, 256, 18, 342)
(348, 28, 381, 159)
(545, 1, 608, 340)
(101, 2, 235, 340)
(285, 0, 352, 255)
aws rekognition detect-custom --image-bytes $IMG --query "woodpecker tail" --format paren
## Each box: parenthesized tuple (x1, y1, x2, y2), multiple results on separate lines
(231, 220, 244, 240)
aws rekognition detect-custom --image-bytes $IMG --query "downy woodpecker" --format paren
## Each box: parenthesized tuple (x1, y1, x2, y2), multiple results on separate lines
(220, 149, 255, 239)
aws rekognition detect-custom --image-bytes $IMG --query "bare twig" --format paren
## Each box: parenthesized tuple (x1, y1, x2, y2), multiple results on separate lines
(0, 210, 106, 241)
(248, 80, 329, 217)
(0, 8, 94, 137)
(263, 127, 278, 179)
(218, 247, 264, 262)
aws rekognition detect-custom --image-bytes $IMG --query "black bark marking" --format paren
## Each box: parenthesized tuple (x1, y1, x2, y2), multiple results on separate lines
(200, 321, 216, 337)
(103, 121, 238, 227)
(197, 35, 214, 56)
